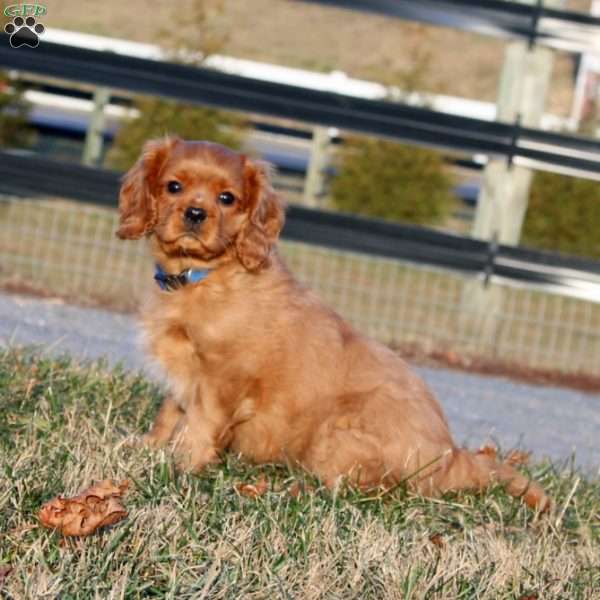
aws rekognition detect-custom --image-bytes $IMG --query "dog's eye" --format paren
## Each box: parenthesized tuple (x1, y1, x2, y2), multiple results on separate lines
(218, 191, 236, 206)
(167, 181, 182, 194)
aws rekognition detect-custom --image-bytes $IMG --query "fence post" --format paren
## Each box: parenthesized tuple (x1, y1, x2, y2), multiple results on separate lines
(471, 0, 563, 246)
(464, 0, 564, 355)
(302, 126, 330, 207)
(471, 45, 556, 244)
(82, 86, 110, 167)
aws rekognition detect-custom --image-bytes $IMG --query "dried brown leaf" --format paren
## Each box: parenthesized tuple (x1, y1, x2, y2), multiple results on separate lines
(443, 351, 461, 366)
(236, 475, 269, 498)
(38, 479, 129, 537)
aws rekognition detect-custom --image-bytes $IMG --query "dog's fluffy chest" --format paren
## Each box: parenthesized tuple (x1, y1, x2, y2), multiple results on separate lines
(143, 288, 265, 407)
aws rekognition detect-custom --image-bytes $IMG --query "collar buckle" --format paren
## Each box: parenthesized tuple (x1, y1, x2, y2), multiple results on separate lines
(154, 265, 211, 291)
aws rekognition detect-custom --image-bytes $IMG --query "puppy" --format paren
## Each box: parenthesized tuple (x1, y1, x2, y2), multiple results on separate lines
(117, 137, 549, 510)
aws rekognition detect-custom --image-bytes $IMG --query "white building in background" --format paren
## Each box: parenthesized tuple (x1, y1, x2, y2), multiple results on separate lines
(571, 0, 600, 131)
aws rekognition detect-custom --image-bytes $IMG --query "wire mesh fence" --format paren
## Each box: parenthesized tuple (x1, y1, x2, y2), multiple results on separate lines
(1, 195, 599, 375)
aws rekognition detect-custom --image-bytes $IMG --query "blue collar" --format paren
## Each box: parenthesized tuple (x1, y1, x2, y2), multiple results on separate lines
(154, 264, 212, 291)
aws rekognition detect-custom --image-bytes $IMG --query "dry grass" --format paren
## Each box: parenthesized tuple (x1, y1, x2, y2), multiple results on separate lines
(0, 349, 599, 599)
(37, 0, 591, 115)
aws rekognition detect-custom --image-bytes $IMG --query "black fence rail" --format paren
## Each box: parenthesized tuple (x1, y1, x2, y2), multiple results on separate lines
(1, 150, 599, 302)
(0, 38, 599, 181)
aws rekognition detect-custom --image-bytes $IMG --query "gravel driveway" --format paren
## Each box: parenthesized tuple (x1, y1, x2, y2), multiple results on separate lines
(1, 291, 598, 474)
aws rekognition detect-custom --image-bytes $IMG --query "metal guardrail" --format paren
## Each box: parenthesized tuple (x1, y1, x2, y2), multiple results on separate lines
(0, 37, 599, 181)
(1, 150, 599, 302)
(295, 0, 600, 53)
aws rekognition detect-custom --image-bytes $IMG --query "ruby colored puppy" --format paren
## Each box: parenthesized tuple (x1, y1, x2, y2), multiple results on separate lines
(117, 137, 549, 510)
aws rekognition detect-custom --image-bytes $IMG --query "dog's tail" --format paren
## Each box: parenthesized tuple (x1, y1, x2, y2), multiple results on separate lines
(430, 447, 551, 511)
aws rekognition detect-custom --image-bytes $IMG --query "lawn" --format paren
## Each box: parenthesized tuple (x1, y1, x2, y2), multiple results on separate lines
(0, 349, 599, 599)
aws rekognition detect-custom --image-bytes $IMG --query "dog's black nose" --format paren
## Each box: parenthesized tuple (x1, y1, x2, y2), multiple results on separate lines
(184, 206, 207, 225)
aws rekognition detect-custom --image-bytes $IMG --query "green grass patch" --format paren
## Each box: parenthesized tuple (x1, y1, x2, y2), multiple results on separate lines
(0, 349, 599, 599)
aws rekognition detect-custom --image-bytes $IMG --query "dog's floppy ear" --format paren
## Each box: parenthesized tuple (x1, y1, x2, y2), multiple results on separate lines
(116, 137, 180, 240)
(236, 159, 285, 271)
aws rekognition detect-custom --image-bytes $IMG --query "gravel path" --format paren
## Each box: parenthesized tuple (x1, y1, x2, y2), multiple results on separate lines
(1, 291, 598, 474)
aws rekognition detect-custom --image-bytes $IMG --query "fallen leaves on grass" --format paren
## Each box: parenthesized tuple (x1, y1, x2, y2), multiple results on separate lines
(38, 480, 129, 537)
(235, 475, 269, 498)
(429, 533, 446, 549)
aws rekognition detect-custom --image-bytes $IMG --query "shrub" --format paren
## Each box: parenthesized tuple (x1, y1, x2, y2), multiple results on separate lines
(0, 71, 33, 148)
(107, 0, 244, 171)
(106, 97, 245, 170)
(522, 171, 600, 259)
(330, 137, 456, 225)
